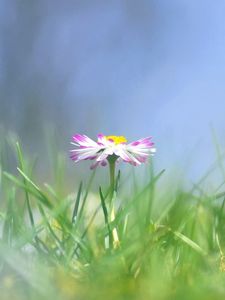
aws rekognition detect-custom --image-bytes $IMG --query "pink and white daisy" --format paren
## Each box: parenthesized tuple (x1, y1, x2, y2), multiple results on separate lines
(70, 134, 156, 169)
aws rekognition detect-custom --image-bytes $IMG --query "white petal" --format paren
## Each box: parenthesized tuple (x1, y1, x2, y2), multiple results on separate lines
(96, 151, 109, 162)
(150, 148, 157, 153)
(120, 149, 141, 165)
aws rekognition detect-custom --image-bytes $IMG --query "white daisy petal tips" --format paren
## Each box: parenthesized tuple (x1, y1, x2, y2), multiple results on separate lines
(70, 134, 156, 169)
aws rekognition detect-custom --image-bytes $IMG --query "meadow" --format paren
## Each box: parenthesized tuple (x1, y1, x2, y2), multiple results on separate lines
(1, 135, 225, 300)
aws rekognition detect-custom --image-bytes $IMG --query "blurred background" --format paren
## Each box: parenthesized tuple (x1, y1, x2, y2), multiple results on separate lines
(0, 0, 225, 182)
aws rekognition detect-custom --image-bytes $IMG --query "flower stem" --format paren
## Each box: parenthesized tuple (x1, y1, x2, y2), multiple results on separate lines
(108, 156, 120, 249)
(109, 159, 115, 200)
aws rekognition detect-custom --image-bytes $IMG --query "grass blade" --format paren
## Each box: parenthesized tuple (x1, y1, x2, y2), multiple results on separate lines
(72, 181, 82, 223)
(173, 230, 206, 256)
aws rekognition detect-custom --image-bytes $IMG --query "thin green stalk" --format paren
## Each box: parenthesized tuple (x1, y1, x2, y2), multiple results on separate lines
(108, 156, 120, 248)
(77, 170, 96, 222)
(109, 159, 115, 201)
(16, 142, 41, 251)
(146, 160, 155, 226)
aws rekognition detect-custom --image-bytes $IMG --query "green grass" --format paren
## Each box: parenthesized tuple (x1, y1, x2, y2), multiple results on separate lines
(1, 138, 225, 300)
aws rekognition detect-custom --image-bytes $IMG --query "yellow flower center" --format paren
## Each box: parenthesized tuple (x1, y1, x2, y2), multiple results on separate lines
(106, 135, 127, 145)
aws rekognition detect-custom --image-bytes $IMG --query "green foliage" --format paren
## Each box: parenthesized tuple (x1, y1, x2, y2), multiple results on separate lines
(0, 140, 225, 300)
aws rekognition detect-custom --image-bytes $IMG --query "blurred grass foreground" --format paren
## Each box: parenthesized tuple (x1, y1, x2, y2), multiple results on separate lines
(1, 136, 225, 300)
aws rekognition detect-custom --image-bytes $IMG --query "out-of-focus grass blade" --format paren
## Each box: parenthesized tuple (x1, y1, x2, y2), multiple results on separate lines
(99, 187, 114, 248)
(77, 170, 96, 221)
(146, 159, 155, 225)
(16, 142, 39, 247)
(122, 213, 129, 237)
(0, 212, 5, 220)
(3, 169, 66, 253)
(189, 151, 225, 195)
(173, 230, 206, 256)
(3, 171, 49, 206)
(136, 169, 165, 200)
(37, 201, 65, 256)
(215, 191, 225, 199)
(17, 168, 53, 209)
(99, 187, 110, 230)
(71, 204, 102, 259)
(155, 198, 176, 224)
(2, 187, 15, 246)
(44, 183, 58, 198)
(72, 181, 82, 224)
(115, 170, 121, 192)
(14, 225, 45, 249)
(115, 169, 165, 224)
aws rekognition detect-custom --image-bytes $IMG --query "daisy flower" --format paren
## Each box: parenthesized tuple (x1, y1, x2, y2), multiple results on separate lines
(70, 133, 156, 249)
(70, 134, 156, 169)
